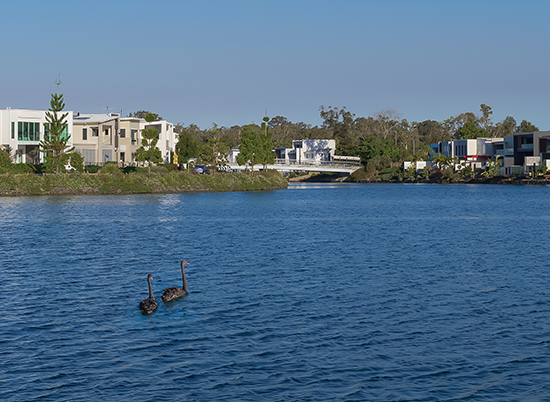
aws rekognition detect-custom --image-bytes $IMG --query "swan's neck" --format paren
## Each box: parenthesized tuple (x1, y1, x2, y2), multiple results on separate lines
(181, 263, 188, 293)
(148, 277, 155, 300)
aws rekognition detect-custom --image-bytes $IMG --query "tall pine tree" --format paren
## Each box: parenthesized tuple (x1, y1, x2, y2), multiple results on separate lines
(39, 91, 74, 173)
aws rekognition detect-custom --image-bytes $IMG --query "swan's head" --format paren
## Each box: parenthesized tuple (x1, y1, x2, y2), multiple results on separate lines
(182, 260, 189, 265)
(147, 274, 153, 280)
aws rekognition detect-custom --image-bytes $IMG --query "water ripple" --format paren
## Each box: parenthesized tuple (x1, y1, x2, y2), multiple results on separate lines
(2, 186, 550, 400)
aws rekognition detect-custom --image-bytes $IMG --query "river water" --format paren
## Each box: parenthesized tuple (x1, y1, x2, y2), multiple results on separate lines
(1, 183, 550, 401)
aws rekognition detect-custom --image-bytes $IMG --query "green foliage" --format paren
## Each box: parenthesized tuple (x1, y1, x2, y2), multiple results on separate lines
(150, 165, 169, 173)
(158, 163, 178, 171)
(85, 165, 102, 173)
(39, 92, 74, 173)
(358, 136, 399, 163)
(482, 156, 502, 178)
(237, 125, 261, 170)
(319, 106, 358, 154)
(176, 130, 202, 163)
(99, 162, 122, 174)
(457, 118, 490, 139)
(0, 149, 11, 168)
(258, 117, 275, 169)
(144, 112, 157, 123)
(65, 151, 84, 172)
(518, 120, 539, 133)
(0, 170, 287, 195)
(128, 110, 162, 121)
(461, 164, 473, 177)
(135, 128, 162, 174)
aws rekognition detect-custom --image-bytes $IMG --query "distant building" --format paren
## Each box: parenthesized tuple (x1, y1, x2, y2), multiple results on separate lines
(275, 139, 336, 165)
(0, 107, 176, 166)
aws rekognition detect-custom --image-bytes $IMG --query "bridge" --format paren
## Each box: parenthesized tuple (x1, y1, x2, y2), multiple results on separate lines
(227, 158, 362, 174)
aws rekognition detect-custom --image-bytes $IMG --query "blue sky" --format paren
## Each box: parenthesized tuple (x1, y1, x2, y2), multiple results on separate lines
(2, 0, 549, 130)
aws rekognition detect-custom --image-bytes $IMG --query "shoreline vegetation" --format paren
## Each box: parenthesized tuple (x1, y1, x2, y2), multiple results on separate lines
(290, 171, 550, 185)
(0, 169, 288, 197)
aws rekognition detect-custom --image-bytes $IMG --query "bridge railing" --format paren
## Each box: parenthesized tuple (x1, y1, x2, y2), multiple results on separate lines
(273, 158, 362, 168)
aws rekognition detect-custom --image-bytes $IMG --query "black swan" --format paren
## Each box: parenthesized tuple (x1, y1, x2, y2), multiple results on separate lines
(139, 274, 158, 314)
(162, 260, 189, 302)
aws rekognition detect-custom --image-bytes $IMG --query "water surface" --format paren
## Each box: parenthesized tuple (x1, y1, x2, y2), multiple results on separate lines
(1, 183, 550, 401)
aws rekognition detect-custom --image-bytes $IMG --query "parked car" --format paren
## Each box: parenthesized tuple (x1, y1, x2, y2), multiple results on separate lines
(193, 164, 210, 174)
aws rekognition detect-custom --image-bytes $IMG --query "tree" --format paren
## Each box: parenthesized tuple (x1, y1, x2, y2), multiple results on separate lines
(319, 106, 358, 154)
(372, 109, 400, 141)
(237, 125, 260, 171)
(128, 110, 162, 121)
(432, 153, 449, 170)
(482, 156, 502, 177)
(518, 120, 539, 133)
(39, 90, 75, 173)
(416, 120, 449, 144)
(457, 118, 489, 139)
(135, 127, 162, 174)
(257, 117, 275, 170)
(176, 130, 202, 163)
(358, 135, 399, 163)
(492, 116, 516, 137)
(479, 104, 493, 131)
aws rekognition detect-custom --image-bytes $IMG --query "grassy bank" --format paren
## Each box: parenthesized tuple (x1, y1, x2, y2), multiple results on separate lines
(0, 170, 288, 196)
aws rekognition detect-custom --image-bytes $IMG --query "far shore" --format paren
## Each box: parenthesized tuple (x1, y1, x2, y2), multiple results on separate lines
(289, 172, 550, 186)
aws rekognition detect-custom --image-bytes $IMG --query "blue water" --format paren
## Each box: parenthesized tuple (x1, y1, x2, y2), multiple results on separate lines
(1, 183, 550, 401)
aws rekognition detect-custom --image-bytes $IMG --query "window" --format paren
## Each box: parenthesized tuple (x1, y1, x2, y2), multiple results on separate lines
(17, 121, 40, 141)
(83, 128, 87, 141)
(11, 122, 14, 139)
(92, 128, 98, 137)
(120, 128, 126, 138)
(120, 152, 125, 162)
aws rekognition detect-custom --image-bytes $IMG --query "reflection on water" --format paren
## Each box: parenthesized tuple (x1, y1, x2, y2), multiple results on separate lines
(1, 183, 550, 401)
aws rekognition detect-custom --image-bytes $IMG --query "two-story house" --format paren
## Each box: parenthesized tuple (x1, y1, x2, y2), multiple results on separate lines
(0, 107, 74, 164)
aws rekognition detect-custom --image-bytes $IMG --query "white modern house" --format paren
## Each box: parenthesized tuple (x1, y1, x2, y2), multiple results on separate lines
(275, 139, 336, 165)
(0, 107, 74, 164)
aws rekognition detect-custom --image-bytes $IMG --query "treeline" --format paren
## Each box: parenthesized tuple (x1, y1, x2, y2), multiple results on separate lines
(174, 104, 539, 164)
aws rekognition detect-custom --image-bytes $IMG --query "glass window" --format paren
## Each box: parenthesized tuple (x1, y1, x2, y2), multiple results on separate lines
(120, 128, 126, 138)
(83, 128, 87, 141)
(11, 122, 14, 139)
(92, 128, 98, 137)
(23, 122, 29, 141)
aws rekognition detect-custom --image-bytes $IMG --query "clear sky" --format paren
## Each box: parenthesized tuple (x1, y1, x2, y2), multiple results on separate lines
(2, 0, 549, 130)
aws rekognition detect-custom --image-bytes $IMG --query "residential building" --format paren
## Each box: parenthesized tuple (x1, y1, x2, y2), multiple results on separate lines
(0, 107, 74, 164)
(511, 131, 550, 168)
(275, 139, 336, 165)
(431, 137, 504, 170)
(72, 113, 119, 165)
(143, 119, 176, 164)
(0, 106, 177, 167)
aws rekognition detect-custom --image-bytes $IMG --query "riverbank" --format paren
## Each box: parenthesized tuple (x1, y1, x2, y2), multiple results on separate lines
(0, 170, 288, 196)
(289, 171, 550, 185)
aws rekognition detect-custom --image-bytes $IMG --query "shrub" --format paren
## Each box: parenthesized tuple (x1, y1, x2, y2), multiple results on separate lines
(99, 163, 122, 174)
(85, 165, 102, 173)
(0, 149, 11, 168)
(150, 165, 169, 173)
(158, 163, 178, 171)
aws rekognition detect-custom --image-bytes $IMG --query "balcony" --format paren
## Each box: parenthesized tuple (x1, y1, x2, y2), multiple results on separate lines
(518, 143, 534, 151)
